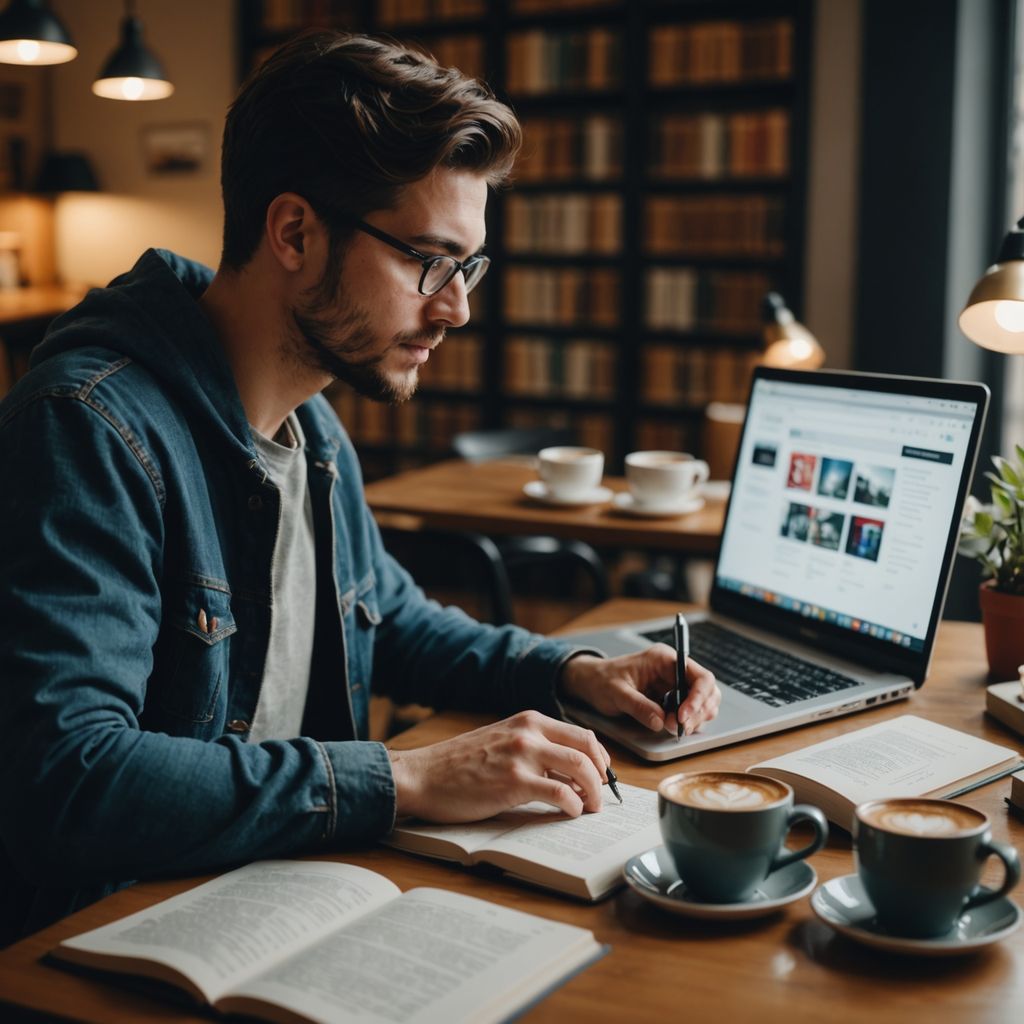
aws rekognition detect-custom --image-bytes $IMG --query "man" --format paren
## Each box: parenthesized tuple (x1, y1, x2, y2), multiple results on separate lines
(0, 32, 719, 942)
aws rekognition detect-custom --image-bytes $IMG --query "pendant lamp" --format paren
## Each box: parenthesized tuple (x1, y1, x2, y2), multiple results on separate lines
(92, 0, 172, 101)
(0, 0, 76, 66)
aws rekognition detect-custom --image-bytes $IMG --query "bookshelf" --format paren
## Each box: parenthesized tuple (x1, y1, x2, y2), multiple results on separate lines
(238, 0, 812, 479)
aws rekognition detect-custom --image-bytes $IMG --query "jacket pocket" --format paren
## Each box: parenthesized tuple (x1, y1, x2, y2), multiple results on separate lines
(345, 572, 379, 737)
(148, 581, 237, 724)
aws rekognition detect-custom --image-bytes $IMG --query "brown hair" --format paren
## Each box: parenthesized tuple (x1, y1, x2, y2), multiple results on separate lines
(219, 30, 521, 269)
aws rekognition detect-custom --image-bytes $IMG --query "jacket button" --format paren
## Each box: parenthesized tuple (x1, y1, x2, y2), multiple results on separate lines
(247, 495, 262, 511)
(227, 719, 250, 733)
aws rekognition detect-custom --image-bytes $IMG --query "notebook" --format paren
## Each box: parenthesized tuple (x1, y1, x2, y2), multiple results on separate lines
(566, 367, 990, 761)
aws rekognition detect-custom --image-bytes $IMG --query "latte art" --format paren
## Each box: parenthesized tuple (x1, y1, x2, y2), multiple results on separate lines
(662, 771, 787, 811)
(859, 799, 983, 837)
(877, 810, 960, 836)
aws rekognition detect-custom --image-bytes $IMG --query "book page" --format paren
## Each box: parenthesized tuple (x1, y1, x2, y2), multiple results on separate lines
(751, 715, 1016, 807)
(56, 860, 400, 1005)
(220, 886, 600, 1024)
(484, 783, 660, 881)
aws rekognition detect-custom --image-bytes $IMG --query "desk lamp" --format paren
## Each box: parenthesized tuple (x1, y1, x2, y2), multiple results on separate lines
(761, 291, 825, 369)
(959, 216, 1024, 353)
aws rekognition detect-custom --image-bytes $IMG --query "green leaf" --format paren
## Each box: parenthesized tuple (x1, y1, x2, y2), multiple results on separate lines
(974, 511, 994, 535)
(996, 456, 1022, 487)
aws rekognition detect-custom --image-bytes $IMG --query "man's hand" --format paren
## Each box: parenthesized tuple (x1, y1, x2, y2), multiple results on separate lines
(558, 648, 720, 736)
(388, 710, 611, 823)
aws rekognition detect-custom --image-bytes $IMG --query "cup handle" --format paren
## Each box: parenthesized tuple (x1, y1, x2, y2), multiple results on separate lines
(771, 804, 829, 872)
(963, 840, 1021, 913)
(694, 460, 710, 485)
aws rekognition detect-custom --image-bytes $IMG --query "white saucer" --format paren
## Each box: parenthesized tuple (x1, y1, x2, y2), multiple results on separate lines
(623, 845, 817, 920)
(523, 480, 613, 507)
(810, 874, 1022, 956)
(612, 492, 705, 517)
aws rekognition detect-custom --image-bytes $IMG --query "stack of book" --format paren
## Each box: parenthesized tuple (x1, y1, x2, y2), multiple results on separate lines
(505, 193, 622, 254)
(645, 194, 785, 258)
(505, 267, 620, 328)
(507, 27, 621, 94)
(504, 336, 616, 400)
(517, 115, 623, 181)
(645, 267, 770, 333)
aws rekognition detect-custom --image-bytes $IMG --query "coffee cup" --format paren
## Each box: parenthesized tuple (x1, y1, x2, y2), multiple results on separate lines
(625, 451, 709, 506)
(537, 446, 604, 499)
(853, 798, 1021, 938)
(658, 770, 828, 903)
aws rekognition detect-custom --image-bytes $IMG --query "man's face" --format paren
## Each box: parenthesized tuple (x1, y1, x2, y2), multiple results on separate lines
(289, 169, 488, 403)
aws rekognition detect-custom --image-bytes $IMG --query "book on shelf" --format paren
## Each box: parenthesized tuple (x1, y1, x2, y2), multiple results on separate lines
(650, 110, 789, 179)
(50, 859, 605, 1024)
(649, 17, 793, 87)
(386, 781, 660, 900)
(749, 715, 1023, 830)
(518, 115, 622, 182)
(507, 27, 621, 95)
(986, 680, 1024, 738)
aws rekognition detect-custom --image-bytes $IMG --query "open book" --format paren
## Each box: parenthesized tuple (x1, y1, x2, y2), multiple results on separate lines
(385, 781, 660, 900)
(749, 715, 1022, 830)
(51, 860, 606, 1024)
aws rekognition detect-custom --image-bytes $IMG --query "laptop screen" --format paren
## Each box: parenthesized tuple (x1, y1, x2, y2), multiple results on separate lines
(713, 369, 988, 674)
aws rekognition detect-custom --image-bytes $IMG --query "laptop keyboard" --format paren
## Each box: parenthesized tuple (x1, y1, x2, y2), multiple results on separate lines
(639, 620, 859, 707)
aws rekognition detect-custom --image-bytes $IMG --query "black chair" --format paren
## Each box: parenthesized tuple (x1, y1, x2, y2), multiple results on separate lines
(379, 526, 514, 625)
(450, 427, 610, 609)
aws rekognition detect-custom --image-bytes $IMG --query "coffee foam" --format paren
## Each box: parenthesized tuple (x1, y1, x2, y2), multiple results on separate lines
(859, 800, 984, 837)
(662, 772, 787, 811)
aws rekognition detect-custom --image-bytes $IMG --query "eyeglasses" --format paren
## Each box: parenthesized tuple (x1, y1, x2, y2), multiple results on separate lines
(348, 217, 490, 297)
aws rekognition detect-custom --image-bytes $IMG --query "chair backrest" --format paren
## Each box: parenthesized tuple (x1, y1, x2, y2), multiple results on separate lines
(451, 426, 577, 462)
(379, 526, 514, 625)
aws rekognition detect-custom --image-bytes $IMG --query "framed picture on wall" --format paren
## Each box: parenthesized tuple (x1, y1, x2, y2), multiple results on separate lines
(141, 122, 209, 175)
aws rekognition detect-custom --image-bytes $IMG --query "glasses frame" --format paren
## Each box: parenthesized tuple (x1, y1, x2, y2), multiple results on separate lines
(347, 217, 490, 297)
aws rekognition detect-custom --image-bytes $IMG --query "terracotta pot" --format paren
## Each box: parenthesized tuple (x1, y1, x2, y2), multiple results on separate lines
(979, 582, 1024, 679)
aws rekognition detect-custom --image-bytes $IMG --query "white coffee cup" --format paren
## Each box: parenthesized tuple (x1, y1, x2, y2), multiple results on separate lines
(537, 446, 604, 498)
(625, 450, 709, 506)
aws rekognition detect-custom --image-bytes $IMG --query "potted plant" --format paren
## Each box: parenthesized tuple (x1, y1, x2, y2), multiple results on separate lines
(959, 445, 1024, 678)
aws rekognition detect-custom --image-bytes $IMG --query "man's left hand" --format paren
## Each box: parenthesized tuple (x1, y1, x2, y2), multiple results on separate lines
(558, 647, 720, 736)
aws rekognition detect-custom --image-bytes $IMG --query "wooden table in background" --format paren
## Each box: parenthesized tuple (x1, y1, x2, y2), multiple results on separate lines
(363, 458, 727, 554)
(0, 284, 88, 392)
(0, 600, 1021, 1022)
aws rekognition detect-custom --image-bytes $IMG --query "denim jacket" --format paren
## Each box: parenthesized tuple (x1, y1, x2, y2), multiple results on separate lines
(0, 249, 584, 940)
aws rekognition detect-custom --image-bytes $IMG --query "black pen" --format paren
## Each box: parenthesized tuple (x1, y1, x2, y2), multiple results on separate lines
(605, 764, 623, 804)
(673, 612, 690, 738)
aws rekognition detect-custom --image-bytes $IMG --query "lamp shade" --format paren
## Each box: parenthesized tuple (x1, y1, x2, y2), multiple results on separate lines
(34, 151, 100, 193)
(92, 12, 172, 101)
(958, 217, 1024, 353)
(0, 0, 76, 65)
(761, 291, 825, 370)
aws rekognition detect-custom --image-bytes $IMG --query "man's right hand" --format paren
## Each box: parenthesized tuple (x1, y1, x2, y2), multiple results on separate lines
(387, 710, 612, 823)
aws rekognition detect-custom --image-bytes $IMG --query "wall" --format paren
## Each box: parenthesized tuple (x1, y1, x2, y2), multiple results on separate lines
(49, 0, 234, 286)
(804, 0, 861, 369)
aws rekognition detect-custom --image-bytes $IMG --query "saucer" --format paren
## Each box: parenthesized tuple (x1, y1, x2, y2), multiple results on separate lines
(612, 492, 705, 518)
(523, 480, 613, 507)
(810, 874, 1022, 955)
(623, 845, 817, 919)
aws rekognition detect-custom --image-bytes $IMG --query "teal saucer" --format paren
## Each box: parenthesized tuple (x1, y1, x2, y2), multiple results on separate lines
(811, 874, 1022, 955)
(623, 844, 817, 919)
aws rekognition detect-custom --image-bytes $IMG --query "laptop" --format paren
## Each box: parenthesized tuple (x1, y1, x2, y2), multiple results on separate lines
(566, 367, 990, 761)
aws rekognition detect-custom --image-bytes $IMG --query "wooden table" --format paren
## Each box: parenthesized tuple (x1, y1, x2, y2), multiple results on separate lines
(1, 599, 1022, 1023)
(0, 284, 88, 392)
(363, 458, 726, 555)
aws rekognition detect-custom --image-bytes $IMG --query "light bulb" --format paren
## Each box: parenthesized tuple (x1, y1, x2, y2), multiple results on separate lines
(993, 300, 1024, 332)
(789, 337, 813, 360)
(16, 39, 39, 62)
(121, 76, 144, 100)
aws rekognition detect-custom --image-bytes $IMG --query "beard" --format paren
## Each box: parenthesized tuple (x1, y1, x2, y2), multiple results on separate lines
(287, 261, 444, 404)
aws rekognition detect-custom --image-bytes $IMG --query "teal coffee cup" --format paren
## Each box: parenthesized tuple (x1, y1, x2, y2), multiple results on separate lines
(854, 798, 1021, 938)
(658, 770, 828, 903)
